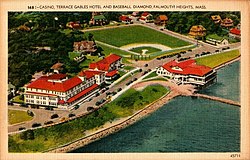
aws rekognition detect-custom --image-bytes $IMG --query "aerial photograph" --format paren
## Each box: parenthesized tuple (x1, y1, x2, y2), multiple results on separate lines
(7, 11, 240, 153)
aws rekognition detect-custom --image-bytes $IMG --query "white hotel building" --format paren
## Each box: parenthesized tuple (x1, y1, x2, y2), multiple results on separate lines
(24, 54, 122, 109)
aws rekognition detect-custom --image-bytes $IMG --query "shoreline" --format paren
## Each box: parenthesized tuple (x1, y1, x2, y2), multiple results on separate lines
(46, 90, 180, 153)
(44, 58, 240, 153)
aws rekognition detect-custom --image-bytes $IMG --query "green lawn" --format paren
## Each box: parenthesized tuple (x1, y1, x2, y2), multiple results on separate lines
(8, 85, 169, 153)
(123, 66, 135, 71)
(196, 49, 240, 68)
(106, 85, 169, 117)
(130, 47, 161, 54)
(96, 42, 131, 56)
(86, 25, 191, 48)
(68, 52, 80, 60)
(11, 95, 24, 103)
(142, 71, 158, 80)
(206, 34, 240, 43)
(78, 55, 103, 69)
(8, 109, 33, 125)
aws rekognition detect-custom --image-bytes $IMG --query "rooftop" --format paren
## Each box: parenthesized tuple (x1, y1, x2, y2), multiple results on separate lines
(27, 74, 82, 92)
(162, 59, 212, 77)
(89, 54, 121, 71)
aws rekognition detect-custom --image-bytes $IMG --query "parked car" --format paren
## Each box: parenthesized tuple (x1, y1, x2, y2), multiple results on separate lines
(74, 105, 80, 110)
(144, 64, 148, 67)
(117, 88, 122, 92)
(68, 113, 76, 118)
(18, 127, 26, 131)
(44, 121, 53, 125)
(95, 93, 100, 97)
(8, 101, 14, 106)
(51, 114, 59, 119)
(32, 123, 41, 128)
(87, 106, 95, 112)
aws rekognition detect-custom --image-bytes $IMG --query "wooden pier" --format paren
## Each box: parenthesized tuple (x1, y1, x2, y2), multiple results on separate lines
(193, 94, 240, 107)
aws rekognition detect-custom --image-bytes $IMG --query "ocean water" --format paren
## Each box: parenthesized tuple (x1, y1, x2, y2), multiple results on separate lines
(71, 61, 240, 153)
(199, 61, 240, 102)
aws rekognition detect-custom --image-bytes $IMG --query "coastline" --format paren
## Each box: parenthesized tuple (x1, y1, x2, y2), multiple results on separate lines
(46, 58, 240, 153)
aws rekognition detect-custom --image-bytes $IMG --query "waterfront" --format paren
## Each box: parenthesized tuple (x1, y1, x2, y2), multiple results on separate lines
(71, 61, 240, 153)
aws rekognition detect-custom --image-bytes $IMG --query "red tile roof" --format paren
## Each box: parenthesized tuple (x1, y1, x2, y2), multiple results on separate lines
(119, 15, 132, 21)
(67, 84, 99, 103)
(162, 59, 212, 77)
(142, 12, 150, 17)
(58, 99, 66, 104)
(230, 28, 241, 35)
(43, 74, 67, 80)
(89, 54, 121, 71)
(106, 70, 118, 77)
(79, 70, 104, 79)
(27, 74, 82, 92)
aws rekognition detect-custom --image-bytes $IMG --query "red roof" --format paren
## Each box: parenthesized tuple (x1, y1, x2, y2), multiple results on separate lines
(27, 74, 82, 92)
(42, 74, 67, 80)
(89, 54, 121, 71)
(142, 12, 150, 17)
(106, 70, 118, 77)
(119, 15, 132, 21)
(58, 99, 66, 104)
(79, 70, 104, 79)
(230, 28, 241, 35)
(162, 59, 212, 76)
(67, 84, 99, 103)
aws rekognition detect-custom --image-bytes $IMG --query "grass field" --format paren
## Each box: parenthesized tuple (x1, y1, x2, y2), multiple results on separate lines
(196, 49, 240, 68)
(11, 95, 24, 103)
(142, 71, 158, 80)
(8, 85, 169, 153)
(130, 47, 161, 54)
(86, 25, 191, 48)
(96, 42, 131, 56)
(8, 109, 33, 125)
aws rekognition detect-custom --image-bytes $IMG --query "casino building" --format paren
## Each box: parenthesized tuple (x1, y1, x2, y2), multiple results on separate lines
(156, 59, 217, 88)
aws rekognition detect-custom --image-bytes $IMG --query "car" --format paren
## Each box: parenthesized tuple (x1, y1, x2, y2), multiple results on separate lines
(139, 69, 143, 72)
(226, 46, 230, 49)
(133, 78, 138, 81)
(74, 105, 80, 110)
(18, 127, 26, 131)
(8, 101, 14, 106)
(147, 69, 152, 72)
(44, 121, 53, 125)
(105, 87, 109, 90)
(162, 56, 167, 59)
(51, 114, 59, 119)
(95, 93, 100, 97)
(112, 91, 117, 95)
(188, 49, 192, 52)
(95, 102, 101, 106)
(144, 64, 148, 67)
(68, 113, 76, 118)
(100, 99, 106, 104)
(88, 98, 92, 101)
(117, 88, 122, 92)
(87, 106, 95, 112)
(156, 57, 161, 60)
(106, 92, 112, 95)
(32, 123, 41, 128)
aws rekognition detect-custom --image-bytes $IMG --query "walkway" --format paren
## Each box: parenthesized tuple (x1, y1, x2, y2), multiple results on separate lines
(193, 94, 240, 107)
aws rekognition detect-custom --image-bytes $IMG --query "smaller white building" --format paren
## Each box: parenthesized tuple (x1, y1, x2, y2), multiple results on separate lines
(156, 59, 217, 87)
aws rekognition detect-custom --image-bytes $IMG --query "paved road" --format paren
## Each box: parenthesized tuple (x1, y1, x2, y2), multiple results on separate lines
(8, 22, 241, 133)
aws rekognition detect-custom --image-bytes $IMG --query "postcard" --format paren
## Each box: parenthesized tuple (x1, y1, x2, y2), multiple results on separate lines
(1, 0, 249, 160)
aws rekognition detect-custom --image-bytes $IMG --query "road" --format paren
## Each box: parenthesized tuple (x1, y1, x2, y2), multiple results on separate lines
(8, 22, 241, 134)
